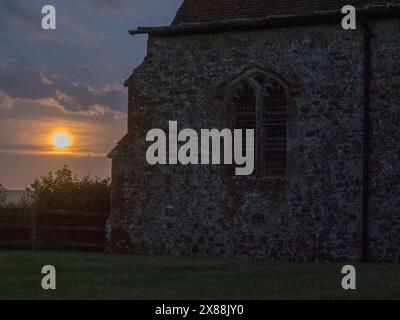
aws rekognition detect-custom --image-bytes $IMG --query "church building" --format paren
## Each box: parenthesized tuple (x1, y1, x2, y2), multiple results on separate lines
(108, 0, 400, 261)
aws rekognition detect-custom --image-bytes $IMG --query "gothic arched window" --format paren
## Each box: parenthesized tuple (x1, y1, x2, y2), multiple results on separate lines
(261, 78, 287, 175)
(232, 80, 256, 153)
(230, 70, 289, 176)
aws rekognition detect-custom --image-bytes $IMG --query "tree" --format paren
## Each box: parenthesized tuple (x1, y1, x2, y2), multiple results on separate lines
(28, 166, 111, 212)
(0, 184, 8, 208)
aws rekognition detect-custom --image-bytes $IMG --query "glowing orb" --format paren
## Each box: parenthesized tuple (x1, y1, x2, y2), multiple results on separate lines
(52, 132, 71, 149)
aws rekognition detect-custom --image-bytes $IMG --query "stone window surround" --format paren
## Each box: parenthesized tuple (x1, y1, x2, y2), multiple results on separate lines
(219, 63, 297, 180)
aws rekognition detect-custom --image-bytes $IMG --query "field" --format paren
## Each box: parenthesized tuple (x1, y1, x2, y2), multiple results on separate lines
(0, 251, 399, 299)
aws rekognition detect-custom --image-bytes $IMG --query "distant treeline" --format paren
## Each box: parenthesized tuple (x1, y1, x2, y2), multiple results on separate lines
(0, 166, 111, 213)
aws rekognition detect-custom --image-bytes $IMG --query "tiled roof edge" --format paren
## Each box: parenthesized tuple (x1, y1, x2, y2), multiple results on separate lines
(129, 5, 400, 36)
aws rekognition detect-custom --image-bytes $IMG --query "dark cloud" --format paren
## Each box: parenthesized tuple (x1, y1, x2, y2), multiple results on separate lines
(76, 0, 137, 15)
(0, 0, 41, 39)
(75, 63, 95, 77)
(0, 60, 126, 114)
(0, 0, 26, 14)
(82, 0, 131, 9)
(0, 0, 37, 23)
(0, 0, 120, 43)
(0, 61, 53, 99)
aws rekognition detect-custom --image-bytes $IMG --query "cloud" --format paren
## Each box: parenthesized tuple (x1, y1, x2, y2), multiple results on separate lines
(0, 1, 37, 30)
(0, 115, 126, 158)
(75, 0, 136, 16)
(0, 60, 127, 117)
(0, 0, 52, 42)
(73, 24, 109, 41)
(0, 61, 53, 99)
(0, 89, 14, 110)
(0, 0, 112, 44)
(75, 63, 95, 77)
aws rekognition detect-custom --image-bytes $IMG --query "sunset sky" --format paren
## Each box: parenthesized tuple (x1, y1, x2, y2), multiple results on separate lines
(0, 0, 182, 189)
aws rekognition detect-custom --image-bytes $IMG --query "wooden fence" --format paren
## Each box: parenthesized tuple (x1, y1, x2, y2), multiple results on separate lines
(0, 209, 108, 251)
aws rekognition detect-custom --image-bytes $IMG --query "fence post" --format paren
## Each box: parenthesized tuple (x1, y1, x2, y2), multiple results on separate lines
(31, 209, 37, 251)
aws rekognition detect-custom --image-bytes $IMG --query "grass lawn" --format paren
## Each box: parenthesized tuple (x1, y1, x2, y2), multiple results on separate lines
(0, 251, 399, 299)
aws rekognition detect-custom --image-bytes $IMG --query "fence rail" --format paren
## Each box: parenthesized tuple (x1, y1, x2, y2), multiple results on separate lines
(0, 209, 108, 251)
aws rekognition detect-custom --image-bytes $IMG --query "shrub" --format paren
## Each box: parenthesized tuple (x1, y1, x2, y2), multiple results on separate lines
(0, 184, 8, 208)
(28, 165, 111, 212)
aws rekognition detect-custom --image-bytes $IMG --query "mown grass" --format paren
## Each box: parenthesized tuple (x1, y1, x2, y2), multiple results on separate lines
(0, 251, 399, 300)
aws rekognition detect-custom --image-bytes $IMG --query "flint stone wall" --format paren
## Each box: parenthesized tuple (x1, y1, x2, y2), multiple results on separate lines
(107, 19, 400, 262)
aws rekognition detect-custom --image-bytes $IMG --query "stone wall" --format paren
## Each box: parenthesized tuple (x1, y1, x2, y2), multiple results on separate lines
(107, 19, 399, 262)
(369, 20, 400, 261)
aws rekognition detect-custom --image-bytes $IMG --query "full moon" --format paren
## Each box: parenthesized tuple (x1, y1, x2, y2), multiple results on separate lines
(52, 132, 71, 149)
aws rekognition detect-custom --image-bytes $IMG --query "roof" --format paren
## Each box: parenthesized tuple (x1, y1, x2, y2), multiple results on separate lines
(172, 0, 389, 25)
(130, 0, 400, 35)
